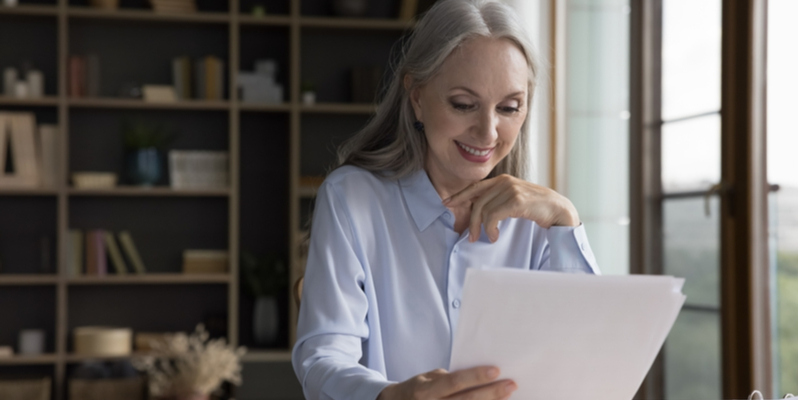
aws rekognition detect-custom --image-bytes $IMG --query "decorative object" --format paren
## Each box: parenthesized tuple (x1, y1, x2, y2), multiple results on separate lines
(0, 377, 50, 400)
(0, 345, 13, 357)
(168, 150, 229, 189)
(18, 329, 45, 355)
(122, 120, 177, 186)
(134, 332, 175, 352)
(301, 80, 316, 105)
(89, 0, 119, 9)
(26, 69, 43, 98)
(3, 0, 19, 7)
(14, 80, 28, 98)
(241, 251, 287, 346)
(333, 0, 368, 17)
(142, 84, 177, 103)
(71, 172, 118, 189)
(73, 327, 132, 356)
(238, 59, 282, 104)
(133, 324, 245, 399)
(3, 67, 17, 96)
(69, 378, 144, 400)
(183, 250, 228, 274)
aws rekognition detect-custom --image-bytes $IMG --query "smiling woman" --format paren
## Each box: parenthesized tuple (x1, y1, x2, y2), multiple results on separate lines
(292, 1, 600, 400)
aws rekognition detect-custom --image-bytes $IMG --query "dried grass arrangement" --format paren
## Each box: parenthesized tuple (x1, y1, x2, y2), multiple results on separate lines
(133, 325, 246, 399)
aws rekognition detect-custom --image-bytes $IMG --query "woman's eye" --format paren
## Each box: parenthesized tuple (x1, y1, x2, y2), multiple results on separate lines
(452, 103, 473, 111)
(500, 106, 520, 114)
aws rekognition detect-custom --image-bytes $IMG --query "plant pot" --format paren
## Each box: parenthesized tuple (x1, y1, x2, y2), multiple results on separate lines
(125, 147, 162, 186)
(253, 296, 279, 346)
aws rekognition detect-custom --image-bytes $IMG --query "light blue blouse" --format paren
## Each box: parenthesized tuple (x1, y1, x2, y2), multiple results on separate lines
(292, 165, 600, 400)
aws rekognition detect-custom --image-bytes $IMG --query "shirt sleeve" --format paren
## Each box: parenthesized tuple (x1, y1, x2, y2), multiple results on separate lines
(292, 182, 393, 400)
(535, 223, 601, 274)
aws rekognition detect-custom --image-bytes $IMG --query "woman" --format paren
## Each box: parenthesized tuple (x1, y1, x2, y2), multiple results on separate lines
(292, 1, 600, 399)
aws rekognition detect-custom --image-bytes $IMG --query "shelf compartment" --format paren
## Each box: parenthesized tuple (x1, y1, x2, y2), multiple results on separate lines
(69, 97, 230, 110)
(0, 354, 58, 365)
(238, 102, 291, 112)
(69, 186, 230, 197)
(0, 4, 58, 16)
(0, 96, 59, 107)
(0, 286, 56, 354)
(0, 197, 57, 274)
(67, 273, 230, 285)
(0, 274, 58, 285)
(67, 6, 230, 24)
(300, 16, 411, 30)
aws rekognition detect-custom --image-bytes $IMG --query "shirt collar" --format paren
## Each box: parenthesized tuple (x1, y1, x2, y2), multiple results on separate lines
(399, 169, 449, 232)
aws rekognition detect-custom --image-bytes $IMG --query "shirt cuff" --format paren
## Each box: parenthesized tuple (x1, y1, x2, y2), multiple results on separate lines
(545, 223, 601, 275)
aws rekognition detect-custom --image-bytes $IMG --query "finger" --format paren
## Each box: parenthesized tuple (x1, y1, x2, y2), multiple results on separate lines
(447, 379, 517, 400)
(481, 191, 514, 243)
(428, 366, 500, 398)
(468, 187, 506, 242)
(443, 179, 498, 206)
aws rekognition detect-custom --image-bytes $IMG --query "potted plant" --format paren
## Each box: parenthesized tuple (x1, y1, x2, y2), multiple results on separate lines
(122, 120, 177, 186)
(133, 325, 245, 400)
(301, 80, 316, 105)
(240, 251, 288, 346)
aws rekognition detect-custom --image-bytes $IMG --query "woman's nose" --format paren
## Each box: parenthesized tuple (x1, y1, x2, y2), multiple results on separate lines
(476, 108, 500, 142)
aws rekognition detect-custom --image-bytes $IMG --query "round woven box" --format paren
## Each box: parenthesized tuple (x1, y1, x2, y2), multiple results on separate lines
(73, 327, 132, 356)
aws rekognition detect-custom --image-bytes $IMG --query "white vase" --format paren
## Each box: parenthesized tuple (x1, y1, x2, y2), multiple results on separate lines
(253, 296, 279, 346)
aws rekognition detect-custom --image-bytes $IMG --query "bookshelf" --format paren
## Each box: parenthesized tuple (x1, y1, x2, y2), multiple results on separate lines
(0, 0, 413, 398)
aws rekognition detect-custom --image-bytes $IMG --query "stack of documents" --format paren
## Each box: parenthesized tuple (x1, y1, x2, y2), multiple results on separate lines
(450, 268, 686, 400)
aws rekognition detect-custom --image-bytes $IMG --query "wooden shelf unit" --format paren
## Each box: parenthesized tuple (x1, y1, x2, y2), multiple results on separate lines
(0, 0, 408, 397)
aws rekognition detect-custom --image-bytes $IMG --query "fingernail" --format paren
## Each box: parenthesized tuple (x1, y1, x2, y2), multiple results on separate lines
(505, 383, 516, 394)
(487, 367, 500, 379)
(442, 197, 451, 204)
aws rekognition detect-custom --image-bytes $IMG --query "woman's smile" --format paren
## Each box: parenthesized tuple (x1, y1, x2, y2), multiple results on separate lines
(455, 140, 494, 162)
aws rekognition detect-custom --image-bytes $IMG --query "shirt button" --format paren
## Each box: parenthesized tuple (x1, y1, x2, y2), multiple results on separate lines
(452, 299, 461, 308)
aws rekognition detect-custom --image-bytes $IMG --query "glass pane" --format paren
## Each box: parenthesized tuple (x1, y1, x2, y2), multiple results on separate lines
(661, 114, 720, 193)
(663, 196, 720, 308)
(767, 0, 798, 394)
(665, 309, 722, 400)
(661, 0, 721, 121)
(565, 0, 630, 275)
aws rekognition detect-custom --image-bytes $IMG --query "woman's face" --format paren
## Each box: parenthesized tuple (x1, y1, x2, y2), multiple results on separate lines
(407, 36, 529, 196)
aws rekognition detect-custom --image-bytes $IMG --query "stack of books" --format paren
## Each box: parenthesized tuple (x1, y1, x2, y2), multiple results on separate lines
(0, 112, 58, 189)
(172, 55, 225, 100)
(149, 0, 196, 13)
(67, 230, 147, 276)
(68, 54, 100, 98)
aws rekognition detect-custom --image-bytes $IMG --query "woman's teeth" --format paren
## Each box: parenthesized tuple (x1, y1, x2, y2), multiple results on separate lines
(458, 142, 491, 156)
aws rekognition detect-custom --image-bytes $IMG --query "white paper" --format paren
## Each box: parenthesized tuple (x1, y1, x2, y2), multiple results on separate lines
(449, 268, 686, 400)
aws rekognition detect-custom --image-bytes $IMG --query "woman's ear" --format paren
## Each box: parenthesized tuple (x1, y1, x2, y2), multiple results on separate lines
(404, 74, 423, 121)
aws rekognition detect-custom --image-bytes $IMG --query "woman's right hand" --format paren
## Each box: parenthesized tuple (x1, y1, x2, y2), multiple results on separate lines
(377, 366, 517, 400)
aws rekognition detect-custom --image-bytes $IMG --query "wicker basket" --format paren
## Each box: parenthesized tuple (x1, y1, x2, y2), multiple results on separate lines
(69, 377, 144, 400)
(0, 377, 51, 400)
(74, 327, 132, 356)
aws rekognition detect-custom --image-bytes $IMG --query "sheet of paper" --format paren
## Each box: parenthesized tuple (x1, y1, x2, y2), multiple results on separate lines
(449, 268, 686, 400)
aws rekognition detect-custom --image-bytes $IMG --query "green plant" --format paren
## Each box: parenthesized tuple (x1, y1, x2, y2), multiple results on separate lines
(240, 251, 288, 298)
(301, 80, 315, 93)
(122, 119, 178, 150)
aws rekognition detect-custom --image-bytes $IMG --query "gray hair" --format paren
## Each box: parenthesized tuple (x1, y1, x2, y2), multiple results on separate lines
(336, 0, 539, 180)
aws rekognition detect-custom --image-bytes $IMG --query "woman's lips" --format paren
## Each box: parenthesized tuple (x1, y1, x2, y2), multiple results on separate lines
(455, 141, 494, 163)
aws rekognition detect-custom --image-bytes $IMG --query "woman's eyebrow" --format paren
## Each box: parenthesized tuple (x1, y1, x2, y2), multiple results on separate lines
(449, 86, 525, 99)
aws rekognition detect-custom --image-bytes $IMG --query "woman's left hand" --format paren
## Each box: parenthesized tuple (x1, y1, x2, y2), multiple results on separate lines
(443, 174, 580, 243)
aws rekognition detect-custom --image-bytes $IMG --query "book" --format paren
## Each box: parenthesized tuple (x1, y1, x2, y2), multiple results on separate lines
(104, 232, 128, 275)
(118, 231, 146, 274)
(95, 230, 107, 276)
(194, 59, 205, 99)
(0, 113, 39, 188)
(172, 56, 193, 100)
(38, 124, 58, 188)
(68, 55, 85, 97)
(0, 113, 7, 174)
(85, 230, 97, 275)
(85, 54, 100, 97)
(67, 230, 83, 277)
(205, 56, 216, 100)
